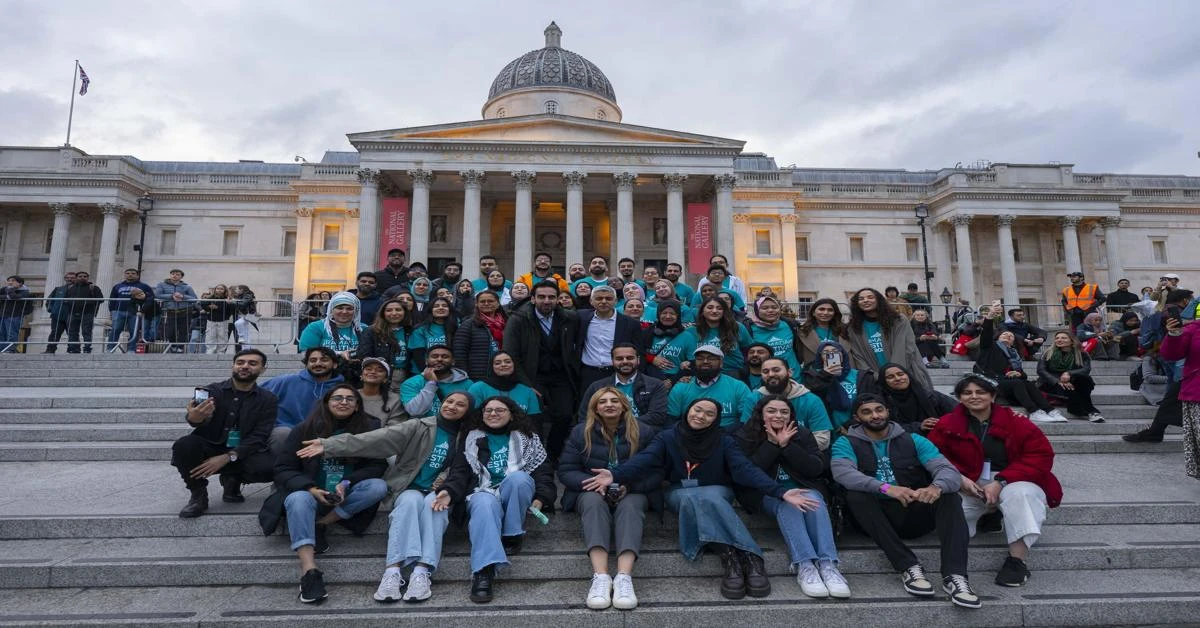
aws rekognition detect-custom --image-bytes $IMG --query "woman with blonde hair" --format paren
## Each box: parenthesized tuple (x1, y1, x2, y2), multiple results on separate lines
(1037, 331, 1104, 423)
(558, 387, 661, 610)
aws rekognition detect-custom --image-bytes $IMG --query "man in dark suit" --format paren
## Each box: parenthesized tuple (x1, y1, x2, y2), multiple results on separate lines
(504, 280, 581, 462)
(575, 285, 644, 393)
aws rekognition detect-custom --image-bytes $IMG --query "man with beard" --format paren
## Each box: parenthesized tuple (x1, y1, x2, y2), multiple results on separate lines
(431, 262, 463, 293)
(830, 394, 977, 609)
(753, 357, 832, 450)
(617, 257, 641, 289)
(567, 263, 587, 283)
(571, 255, 611, 297)
(61, 271, 104, 354)
(505, 281, 579, 460)
(471, 255, 512, 293)
(1105, 278, 1139, 313)
(577, 343, 669, 427)
(663, 262, 694, 304)
(517, 252, 570, 293)
(375, 248, 410, 294)
(351, 272, 383, 325)
(261, 347, 346, 457)
(665, 345, 754, 429)
(398, 344, 473, 417)
(999, 308, 1046, 360)
(172, 349, 278, 517)
(739, 343, 774, 390)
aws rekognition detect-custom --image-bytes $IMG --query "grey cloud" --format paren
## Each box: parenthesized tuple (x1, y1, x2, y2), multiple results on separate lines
(0, 90, 63, 145)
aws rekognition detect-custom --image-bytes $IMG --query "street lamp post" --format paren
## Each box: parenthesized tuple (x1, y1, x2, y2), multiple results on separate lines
(134, 194, 154, 274)
(940, 286, 954, 335)
(914, 204, 934, 303)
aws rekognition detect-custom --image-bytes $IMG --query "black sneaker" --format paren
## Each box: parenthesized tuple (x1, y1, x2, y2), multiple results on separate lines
(299, 569, 328, 604)
(976, 511, 1004, 534)
(995, 556, 1030, 587)
(470, 565, 495, 603)
(1122, 428, 1163, 443)
(501, 534, 523, 555)
(942, 574, 982, 609)
(178, 489, 208, 519)
(314, 524, 330, 555)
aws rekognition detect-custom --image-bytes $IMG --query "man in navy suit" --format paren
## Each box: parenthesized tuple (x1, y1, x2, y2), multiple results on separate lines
(575, 285, 644, 392)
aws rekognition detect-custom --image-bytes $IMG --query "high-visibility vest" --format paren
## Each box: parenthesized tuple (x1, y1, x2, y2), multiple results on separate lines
(1062, 283, 1098, 311)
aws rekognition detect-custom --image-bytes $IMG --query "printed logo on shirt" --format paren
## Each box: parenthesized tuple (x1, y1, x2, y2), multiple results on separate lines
(486, 444, 508, 477)
(876, 453, 896, 484)
(426, 439, 449, 471)
(868, 330, 885, 356)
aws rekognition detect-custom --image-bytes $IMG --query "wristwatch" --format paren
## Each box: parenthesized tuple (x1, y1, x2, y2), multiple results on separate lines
(227, 451, 238, 463)
(996, 477, 1007, 488)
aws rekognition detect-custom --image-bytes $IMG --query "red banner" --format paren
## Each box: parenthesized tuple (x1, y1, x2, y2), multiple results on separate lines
(686, 202, 714, 274)
(379, 197, 410, 268)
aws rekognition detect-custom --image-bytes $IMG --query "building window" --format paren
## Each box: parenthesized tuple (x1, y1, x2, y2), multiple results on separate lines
(755, 230, 772, 256)
(222, 230, 239, 256)
(793, 296, 815, 320)
(282, 230, 297, 257)
(795, 235, 810, 262)
(44, 228, 54, 255)
(159, 229, 177, 256)
(323, 225, 341, 251)
(949, 235, 957, 262)
(905, 237, 920, 263)
(1012, 238, 1021, 263)
(545, 100, 558, 114)
(1054, 239, 1065, 263)
(1152, 239, 1168, 264)
(849, 236, 864, 262)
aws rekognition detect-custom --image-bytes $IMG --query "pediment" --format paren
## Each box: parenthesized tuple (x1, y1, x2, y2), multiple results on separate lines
(348, 114, 744, 149)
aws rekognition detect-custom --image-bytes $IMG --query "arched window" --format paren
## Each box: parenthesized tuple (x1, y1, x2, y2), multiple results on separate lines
(545, 100, 559, 114)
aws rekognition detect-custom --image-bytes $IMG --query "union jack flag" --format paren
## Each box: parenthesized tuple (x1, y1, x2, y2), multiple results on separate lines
(78, 65, 90, 95)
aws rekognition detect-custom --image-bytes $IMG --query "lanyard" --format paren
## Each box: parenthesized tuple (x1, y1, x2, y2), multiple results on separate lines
(684, 461, 700, 479)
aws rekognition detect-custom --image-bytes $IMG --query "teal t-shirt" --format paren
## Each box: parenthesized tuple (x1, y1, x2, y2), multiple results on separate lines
(410, 427, 454, 491)
(863, 320, 887, 367)
(746, 372, 762, 390)
(409, 322, 448, 352)
(830, 368, 859, 430)
(830, 434, 941, 484)
(614, 380, 639, 420)
(467, 381, 542, 414)
(666, 375, 755, 428)
(570, 276, 610, 296)
(748, 321, 801, 373)
(650, 333, 686, 375)
(675, 326, 753, 376)
(775, 465, 800, 490)
(671, 282, 695, 304)
(751, 389, 833, 434)
(485, 433, 510, 482)
(471, 278, 513, 293)
(390, 329, 409, 372)
(399, 375, 474, 416)
(815, 327, 833, 342)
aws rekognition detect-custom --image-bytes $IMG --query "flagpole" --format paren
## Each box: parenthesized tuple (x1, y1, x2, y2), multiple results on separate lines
(65, 60, 78, 147)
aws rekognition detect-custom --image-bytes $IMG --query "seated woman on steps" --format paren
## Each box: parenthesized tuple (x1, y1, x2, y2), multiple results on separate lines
(1037, 331, 1106, 423)
(296, 390, 474, 604)
(583, 397, 818, 601)
(262, 384, 389, 604)
(972, 302, 1066, 424)
(558, 387, 662, 610)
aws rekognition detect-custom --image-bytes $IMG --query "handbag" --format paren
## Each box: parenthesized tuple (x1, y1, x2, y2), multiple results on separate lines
(1081, 338, 1099, 354)
(950, 334, 973, 356)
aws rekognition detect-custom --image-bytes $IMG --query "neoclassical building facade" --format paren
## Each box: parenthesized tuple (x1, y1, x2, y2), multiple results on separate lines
(2, 22, 1199, 328)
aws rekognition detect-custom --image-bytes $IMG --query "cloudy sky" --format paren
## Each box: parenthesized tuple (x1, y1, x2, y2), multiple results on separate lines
(2, 0, 1197, 175)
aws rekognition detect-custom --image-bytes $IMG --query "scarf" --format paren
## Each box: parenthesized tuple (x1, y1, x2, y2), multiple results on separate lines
(483, 368, 520, 392)
(999, 341, 1023, 372)
(653, 301, 684, 337)
(676, 408, 724, 465)
(478, 311, 506, 349)
(1047, 347, 1077, 373)
(322, 291, 363, 339)
(463, 429, 547, 495)
(879, 362, 938, 423)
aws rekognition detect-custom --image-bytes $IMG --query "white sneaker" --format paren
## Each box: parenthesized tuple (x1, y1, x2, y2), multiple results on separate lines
(1087, 412, 1106, 423)
(796, 561, 829, 598)
(373, 569, 405, 603)
(402, 571, 432, 603)
(1048, 409, 1069, 422)
(818, 560, 851, 599)
(612, 573, 638, 610)
(1029, 410, 1053, 423)
(586, 573, 612, 610)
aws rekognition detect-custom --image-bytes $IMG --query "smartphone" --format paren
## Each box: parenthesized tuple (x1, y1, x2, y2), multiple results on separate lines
(1164, 305, 1183, 330)
(193, 388, 210, 405)
(823, 351, 842, 369)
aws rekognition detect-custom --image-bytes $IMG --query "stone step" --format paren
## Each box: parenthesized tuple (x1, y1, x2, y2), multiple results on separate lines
(2, 521, 1197, 589)
(930, 374, 1135, 386)
(0, 376, 278, 387)
(0, 409, 183, 425)
(935, 384, 1148, 406)
(0, 441, 170, 462)
(2, 569, 1198, 627)
(0, 388, 195, 409)
(0, 424, 191, 443)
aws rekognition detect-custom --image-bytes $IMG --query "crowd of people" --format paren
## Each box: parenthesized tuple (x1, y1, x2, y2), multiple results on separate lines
(164, 248, 1103, 612)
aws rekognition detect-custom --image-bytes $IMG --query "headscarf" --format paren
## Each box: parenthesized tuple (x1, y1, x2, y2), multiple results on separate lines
(323, 291, 364, 340)
(482, 351, 520, 392)
(437, 391, 472, 435)
(622, 283, 646, 303)
(411, 277, 432, 304)
(676, 398, 724, 464)
(877, 362, 938, 425)
(653, 299, 685, 338)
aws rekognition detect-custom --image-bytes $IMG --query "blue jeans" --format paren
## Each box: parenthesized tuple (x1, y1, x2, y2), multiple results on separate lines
(283, 479, 388, 551)
(0, 316, 21, 353)
(763, 492, 838, 567)
(386, 490, 450, 570)
(108, 311, 141, 352)
(466, 471, 535, 573)
(666, 484, 762, 561)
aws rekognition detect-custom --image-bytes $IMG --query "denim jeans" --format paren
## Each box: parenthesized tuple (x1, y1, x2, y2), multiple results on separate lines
(0, 316, 21, 353)
(66, 316, 95, 353)
(763, 492, 838, 568)
(466, 470, 535, 573)
(386, 489, 450, 570)
(666, 484, 762, 561)
(187, 328, 206, 354)
(108, 311, 141, 352)
(284, 478, 389, 551)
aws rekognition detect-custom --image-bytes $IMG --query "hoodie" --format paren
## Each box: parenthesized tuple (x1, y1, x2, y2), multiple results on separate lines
(260, 369, 347, 429)
(398, 368, 473, 417)
(753, 379, 833, 450)
(830, 422, 961, 496)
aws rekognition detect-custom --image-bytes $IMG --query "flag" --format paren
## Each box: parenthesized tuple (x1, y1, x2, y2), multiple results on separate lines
(78, 65, 90, 96)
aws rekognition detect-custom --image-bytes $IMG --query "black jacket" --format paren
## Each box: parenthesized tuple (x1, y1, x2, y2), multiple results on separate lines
(974, 317, 1026, 380)
(374, 266, 410, 294)
(187, 379, 277, 460)
(1036, 350, 1092, 388)
(63, 282, 104, 317)
(355, 327, 407, 374)
(574, 310, 644, 366)
(503, 301, 580, 387)
(576, 373, 670, 427)
(441, 431, 558, 510)
(453, 318, 502, 381)
(734, 421, 826, 511)
(557, 420, 663, 512)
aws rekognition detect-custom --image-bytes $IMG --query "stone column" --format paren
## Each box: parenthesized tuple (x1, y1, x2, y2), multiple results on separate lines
(713, 174, 737, 273)
(663, 174, 687, 266)
(1101, 217, 1124, 283)
(292, 207, 314, 302)
(42, 203, 74, 321)
(779, 214, 799, 301)
(2, 211, 25, 270)
(512, 170, 536, 279)
(952, 214, 975, 306)
(460, 170, 486, 279)
(996, 215, 1019, 307)
(614, 172, 637, 262)
(1060, 215, 1083, 275)
(93, 203, 125, 320)
(563, 171, 587, 267)
(407, 169, 435, 267)
(355, 168, 380, 272)
(931, 222, 952, 298)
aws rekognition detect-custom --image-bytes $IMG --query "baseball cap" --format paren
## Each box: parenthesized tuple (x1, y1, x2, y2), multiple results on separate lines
(1162, 273, 1180, 280)
(694, 344, 725, 358)
(360, 356, 392, 379)
(1067, 271, 1084, 277)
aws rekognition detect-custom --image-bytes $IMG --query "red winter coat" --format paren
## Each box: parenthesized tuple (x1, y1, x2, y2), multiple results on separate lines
(928, 403, 1062, 508)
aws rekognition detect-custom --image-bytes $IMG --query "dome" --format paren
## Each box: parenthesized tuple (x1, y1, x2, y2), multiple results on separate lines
(487, 22, 617, 105)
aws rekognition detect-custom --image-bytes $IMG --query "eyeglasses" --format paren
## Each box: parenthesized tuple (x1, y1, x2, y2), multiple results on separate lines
(482, 407, 510, 415)
(329, 395, 357, 403)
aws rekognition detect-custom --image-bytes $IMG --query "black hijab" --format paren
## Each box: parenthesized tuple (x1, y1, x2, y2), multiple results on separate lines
(676, 398, 724, 464)
(653, 300, 685, 338)
(437, 392, 471, 435)
(878, 362, 937, 423)
(482, 351, 520, 392)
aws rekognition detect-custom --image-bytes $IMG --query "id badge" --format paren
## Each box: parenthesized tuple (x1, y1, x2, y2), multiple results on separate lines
(981, 460, 993, 482)
(225, 429, 241, 448)
(680, 479, 699, 488)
